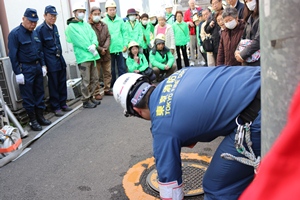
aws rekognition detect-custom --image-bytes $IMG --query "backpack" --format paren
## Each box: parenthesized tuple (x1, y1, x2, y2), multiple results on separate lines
(0, 125, 22, 159)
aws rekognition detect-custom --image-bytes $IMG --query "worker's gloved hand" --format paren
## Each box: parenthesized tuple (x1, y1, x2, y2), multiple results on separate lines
(88, 44, 97, 54)
(42, 66, 47, 77)
(16, 74, 25, 85)
(158, 181, 184, 200)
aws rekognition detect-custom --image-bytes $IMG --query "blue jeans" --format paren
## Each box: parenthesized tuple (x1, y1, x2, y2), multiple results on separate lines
(110, 52, 127, 88)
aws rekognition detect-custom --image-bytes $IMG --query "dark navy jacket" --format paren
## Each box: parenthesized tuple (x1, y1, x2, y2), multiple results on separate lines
(36, 21, 67, 72)
(8, 23, 45, 75)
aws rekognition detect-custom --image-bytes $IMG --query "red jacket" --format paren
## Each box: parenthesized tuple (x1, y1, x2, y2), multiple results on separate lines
(239, 84, 300, 200)
(184, 7, 202, 35)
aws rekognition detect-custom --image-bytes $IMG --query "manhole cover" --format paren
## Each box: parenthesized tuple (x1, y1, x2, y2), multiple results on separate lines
(146, 161, 207, 197)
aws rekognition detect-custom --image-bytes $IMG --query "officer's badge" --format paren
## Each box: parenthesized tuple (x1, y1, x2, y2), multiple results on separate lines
(53, 9, 56, 12)
(32, 14, 35, 17)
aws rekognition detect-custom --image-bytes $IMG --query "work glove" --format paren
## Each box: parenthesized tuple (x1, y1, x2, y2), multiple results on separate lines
(93, 51, 99, 57)
(42, 66, 47, 77)
(16, 74, 25, 85)
(187, 42, 190, 47)
(200, 46, 204, 53)
(88, 44, 97, 54)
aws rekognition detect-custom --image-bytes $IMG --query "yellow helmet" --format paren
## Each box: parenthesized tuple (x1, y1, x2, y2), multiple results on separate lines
(105, 0, 117, 8)
(128, 41, 139, 49)
(72, 2, 86, 12)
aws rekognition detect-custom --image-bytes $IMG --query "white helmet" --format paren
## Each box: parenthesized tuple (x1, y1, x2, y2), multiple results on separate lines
(105, 0, 117, 8)
(72, 2, 86, 12)
(165, 3, 173, 9)
(113, 73, 151, 117)
(128, 41, 139, 49)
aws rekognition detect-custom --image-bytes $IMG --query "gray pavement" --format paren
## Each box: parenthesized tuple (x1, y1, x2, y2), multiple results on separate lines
(0, 94, 222, 200)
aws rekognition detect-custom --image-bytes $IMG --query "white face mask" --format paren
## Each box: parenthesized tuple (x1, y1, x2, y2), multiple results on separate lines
(142, 20, 148, 25)
(93, 16, 101, 23)
(246, 0, 257, 11)
(77, 12, 85, 21)
(129, 16, 136, 21)
(151, 19, 157, 24)
(225, 19, 237, 29)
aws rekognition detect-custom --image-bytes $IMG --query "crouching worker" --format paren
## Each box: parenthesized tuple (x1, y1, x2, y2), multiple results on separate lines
(150, 34, 176, 82)
(113, 66, 261, 200)
(126, 41, 156, 82)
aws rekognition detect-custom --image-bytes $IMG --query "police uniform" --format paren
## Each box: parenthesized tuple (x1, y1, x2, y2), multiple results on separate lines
(148, 66, 261, 199)
(36, 6, 69, 115)
(8, 8, 51, 131)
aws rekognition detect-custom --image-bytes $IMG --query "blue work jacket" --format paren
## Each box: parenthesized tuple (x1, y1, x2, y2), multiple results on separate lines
(36, 21, 67, 72)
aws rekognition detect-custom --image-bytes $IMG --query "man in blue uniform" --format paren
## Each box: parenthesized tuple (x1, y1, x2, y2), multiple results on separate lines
(113, 66, 261, 200)
(8, 8, 51, 131)
(36, 5, 72, 116)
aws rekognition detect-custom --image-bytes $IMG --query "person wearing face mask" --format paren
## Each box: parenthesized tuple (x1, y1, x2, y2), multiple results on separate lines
(235, 0, 260, 66)
(217, 6, 245, 66)
(89, 6, 113, 99)
(65, 2, 101, 108)
(226, 0, 244, 19)
(139, 13, 151, 62)
(149, 12, 158, 34)
(124, 8, 143, 52)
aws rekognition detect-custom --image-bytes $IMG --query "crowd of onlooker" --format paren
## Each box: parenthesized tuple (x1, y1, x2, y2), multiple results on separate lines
(7, 0, 260, 131)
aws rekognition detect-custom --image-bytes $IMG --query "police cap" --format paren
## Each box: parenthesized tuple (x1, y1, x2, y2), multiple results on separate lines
(24, 8, 39, 22)
(45, 5, 58, 15)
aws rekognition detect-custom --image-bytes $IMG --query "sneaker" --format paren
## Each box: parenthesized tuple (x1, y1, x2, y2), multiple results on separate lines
(83, 100, 97, 108)
(62, 105, 72, 112)
(90, 98, 101, 105)
(190, 61, 195, 66)
(54, 109, 64, 117)
(94, 94, 103, 100)
(104, 90, 113, 96)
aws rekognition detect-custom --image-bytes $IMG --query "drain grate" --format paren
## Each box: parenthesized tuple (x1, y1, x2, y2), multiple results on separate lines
(146, 161, 207, 197)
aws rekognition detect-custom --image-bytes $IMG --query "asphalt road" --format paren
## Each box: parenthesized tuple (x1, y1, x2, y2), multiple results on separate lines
(0, 95, 222, 200)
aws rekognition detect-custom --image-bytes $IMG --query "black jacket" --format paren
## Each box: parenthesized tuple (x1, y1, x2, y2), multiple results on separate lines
(235, 0, 245, 19)
(240, 15, 260, 65)
(204, 12, 221, 55)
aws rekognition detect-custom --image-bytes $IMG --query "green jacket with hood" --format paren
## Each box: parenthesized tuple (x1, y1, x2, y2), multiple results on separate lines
(103, 14, 128, 53)
(65, 17, 100, 64)
(124, 20, 143, 47)
(139, 23, 151, 49)
(149, 47, 174, 70)
(126, 53, 148, 72)
(172, 21, 190, 46)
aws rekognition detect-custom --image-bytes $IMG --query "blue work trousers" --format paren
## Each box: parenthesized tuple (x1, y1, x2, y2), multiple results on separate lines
(19, 63, 45, 112)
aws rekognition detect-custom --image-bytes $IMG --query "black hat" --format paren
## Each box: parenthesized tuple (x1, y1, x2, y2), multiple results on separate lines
(45, 5, 58, 15)
(24, 8, 39, 22)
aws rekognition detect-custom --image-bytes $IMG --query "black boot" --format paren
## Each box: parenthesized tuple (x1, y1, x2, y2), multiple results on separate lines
(36, 108, 51, 126)
(27, 112, 42, 131)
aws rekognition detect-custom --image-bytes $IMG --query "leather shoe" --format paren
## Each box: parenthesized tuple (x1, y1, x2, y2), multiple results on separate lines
(104, 90, 113, 96)
(83, 100, 97, 108)
(55, 109, 64, 117)
(29, 120, 42, 131)
(94, 94, 103, 100)
(90, 98, 101, 105)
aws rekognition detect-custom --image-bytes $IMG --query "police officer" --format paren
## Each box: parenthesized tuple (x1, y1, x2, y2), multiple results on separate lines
(113, 66, 261, 200)
(36, 5, 72, 116)
(8, 8, 51, 131)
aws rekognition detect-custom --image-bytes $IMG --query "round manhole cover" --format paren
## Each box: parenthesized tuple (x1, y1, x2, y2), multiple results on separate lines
(146, 161, 207, 197)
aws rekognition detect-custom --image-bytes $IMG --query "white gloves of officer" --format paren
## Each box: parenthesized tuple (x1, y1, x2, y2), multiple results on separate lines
(88, 44, 98, 56)
(16, 74, 25, 85)
(42, 66, 47, 77)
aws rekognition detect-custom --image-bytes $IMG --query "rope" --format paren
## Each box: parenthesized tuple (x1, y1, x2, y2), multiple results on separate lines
(221, 117, 261, 173)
